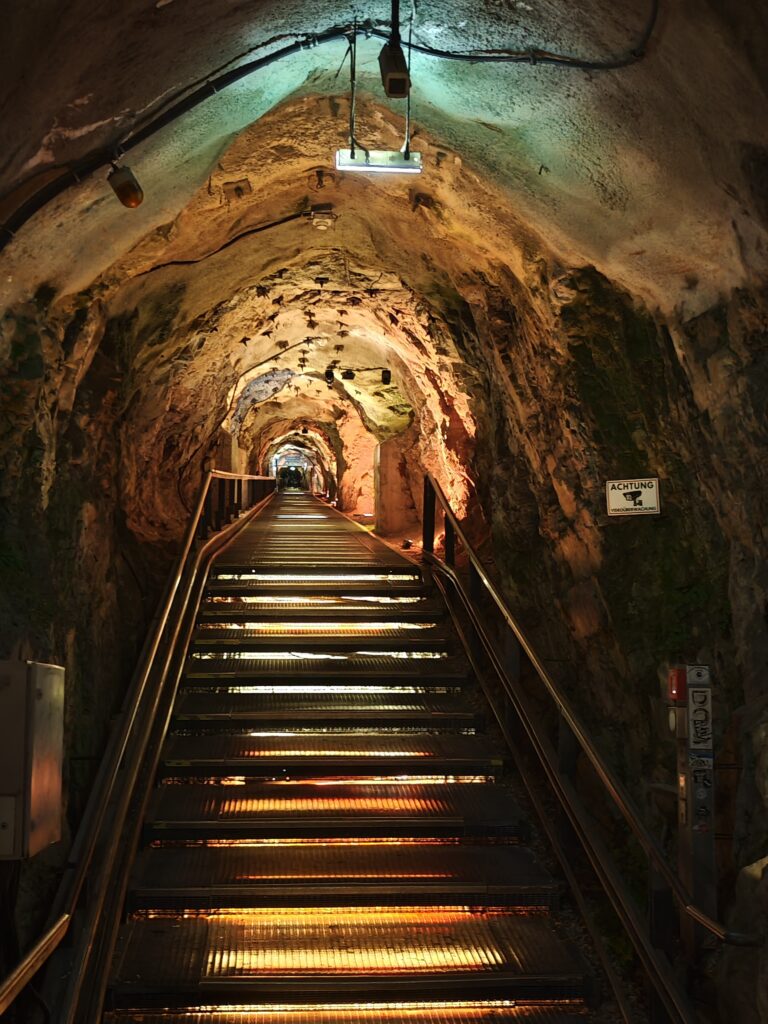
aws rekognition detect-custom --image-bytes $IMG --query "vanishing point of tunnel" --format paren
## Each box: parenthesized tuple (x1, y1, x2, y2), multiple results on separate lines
(0, 2, 767, 1023)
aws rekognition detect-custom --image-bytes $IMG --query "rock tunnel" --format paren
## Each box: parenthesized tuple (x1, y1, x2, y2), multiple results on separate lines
(1, 1, 767, 1021)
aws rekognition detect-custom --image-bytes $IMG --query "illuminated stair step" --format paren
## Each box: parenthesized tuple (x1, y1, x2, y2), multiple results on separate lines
(194, 621, 445, 638)
(129, 842, 558, 910)
(210, 569, 421, 581)
(206, 582, 429, 597)
(172, 690, 481, 731)
(160, 734, 504, 778)
(198, 597, 442, 622)
(109, 909, 587, 1002)
(190, 627, 451, 653)
(145, 782, 528, 841)
(182, 655, 470, 684)
(104, 1003, 590, 1024)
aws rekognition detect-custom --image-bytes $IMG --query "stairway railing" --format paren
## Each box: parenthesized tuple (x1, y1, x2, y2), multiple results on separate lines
(0, 470, 274, 1019)
(421, 473, 761, 1024)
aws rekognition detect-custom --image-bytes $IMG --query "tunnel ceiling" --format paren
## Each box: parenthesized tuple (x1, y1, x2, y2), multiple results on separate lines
(2, 0, 768, 319)
(1, 0, 767, 548)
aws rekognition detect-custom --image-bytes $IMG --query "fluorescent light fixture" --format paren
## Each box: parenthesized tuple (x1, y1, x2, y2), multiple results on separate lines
(335, 149, 422, 174)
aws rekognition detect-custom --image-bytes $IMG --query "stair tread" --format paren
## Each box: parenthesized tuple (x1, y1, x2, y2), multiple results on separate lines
(194, 623, 448, 639)
(110, 910, 586, 997)
(131, 842, 556, 903)
(183, 654, 470, 682)
(173, 690, 479, 723)
(199, 600, 443, 622)
(104, 1007, 589, 1024)
(146, 782, 527, 838)
(190, 630, 451, 651)
(161, 733, 503, 772)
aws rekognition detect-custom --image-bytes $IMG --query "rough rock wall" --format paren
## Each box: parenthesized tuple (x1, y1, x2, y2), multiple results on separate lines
(0, 290, 159, 948)
(459, 263, 768, 1019)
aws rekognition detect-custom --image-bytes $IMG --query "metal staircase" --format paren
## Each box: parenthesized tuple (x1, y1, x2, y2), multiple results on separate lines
(103, 492, 592, 1022)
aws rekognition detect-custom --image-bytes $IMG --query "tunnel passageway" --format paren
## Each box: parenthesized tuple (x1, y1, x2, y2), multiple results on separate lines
(1, 2, 768, 1021)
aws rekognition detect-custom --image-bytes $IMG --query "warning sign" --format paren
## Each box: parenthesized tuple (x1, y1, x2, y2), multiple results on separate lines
(606, 477, 660, 516)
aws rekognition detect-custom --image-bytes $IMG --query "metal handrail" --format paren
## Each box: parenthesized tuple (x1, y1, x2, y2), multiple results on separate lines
(433, 568, 670, 1023)
(422, 473, 760, 950)
(0, 469, 275, 1017)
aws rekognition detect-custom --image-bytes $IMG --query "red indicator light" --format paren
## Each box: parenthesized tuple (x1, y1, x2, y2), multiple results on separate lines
(668, 667, 687, 703)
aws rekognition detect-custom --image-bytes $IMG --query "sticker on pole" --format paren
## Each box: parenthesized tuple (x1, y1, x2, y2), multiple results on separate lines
(605, 478, 660, 516)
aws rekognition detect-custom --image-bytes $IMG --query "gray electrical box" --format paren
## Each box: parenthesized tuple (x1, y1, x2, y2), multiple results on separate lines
(0, 660, 65, 859)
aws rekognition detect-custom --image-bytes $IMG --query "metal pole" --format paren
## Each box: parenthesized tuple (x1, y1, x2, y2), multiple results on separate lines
(422, 476, 435, 554)
(444, 514, 455, 566)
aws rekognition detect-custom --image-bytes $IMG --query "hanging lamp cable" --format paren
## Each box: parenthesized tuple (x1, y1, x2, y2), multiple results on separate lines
(402, 5, 414, 159)
(347, 23, 369, 161)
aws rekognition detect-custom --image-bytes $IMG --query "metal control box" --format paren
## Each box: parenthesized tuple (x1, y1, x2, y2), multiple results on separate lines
(0, 660, 65, 859)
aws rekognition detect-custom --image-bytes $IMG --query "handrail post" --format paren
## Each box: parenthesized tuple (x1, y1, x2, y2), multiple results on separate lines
(422, 476, 435, 554)
(556, 712, 580, 850)
(214, 480, 224, 532)
(649, 866, 677, 1023)
(444, 514, 455, 567)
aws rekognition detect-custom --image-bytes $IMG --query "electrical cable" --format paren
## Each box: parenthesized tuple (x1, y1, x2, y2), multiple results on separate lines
(402, 4, 414, 159)
(0, 0, 660, 253)
(348, 24, 358, 159)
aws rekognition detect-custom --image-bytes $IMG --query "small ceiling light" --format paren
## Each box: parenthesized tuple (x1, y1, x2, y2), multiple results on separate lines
(308, 203, 336, 230)
(342, 369, 356, 380)
(325, 368, 335, 385)
(108, 163, 144, 208)
(301, 427, 309, 434)
(382, 369, 392, 385)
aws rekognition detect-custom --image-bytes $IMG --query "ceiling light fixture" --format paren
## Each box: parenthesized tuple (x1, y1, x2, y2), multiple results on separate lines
(342, 369, 356, 380)
(335, 149, 422, 174)
(336, 20, 421, 176)
(325, 368, 335, 385)
(108, 163, 144, 208)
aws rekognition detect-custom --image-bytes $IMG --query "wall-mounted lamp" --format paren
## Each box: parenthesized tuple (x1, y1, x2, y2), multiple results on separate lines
(382, 369, 392, 385)
(342, 369, 356, 380)
(108, 164, 144, 208)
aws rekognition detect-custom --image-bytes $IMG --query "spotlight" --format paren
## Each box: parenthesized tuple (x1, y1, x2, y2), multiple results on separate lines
(382, 369, 392, 385)
(379, 40, 410, 98)
(108, 164, 144, 208)
(341, 369, 355, 380)
(325, 368, 335, 385)
(301, 427, 308, 434)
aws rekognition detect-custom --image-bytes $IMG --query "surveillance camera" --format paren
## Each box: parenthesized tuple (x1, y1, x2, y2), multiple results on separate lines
(379, 42, 410, 98)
